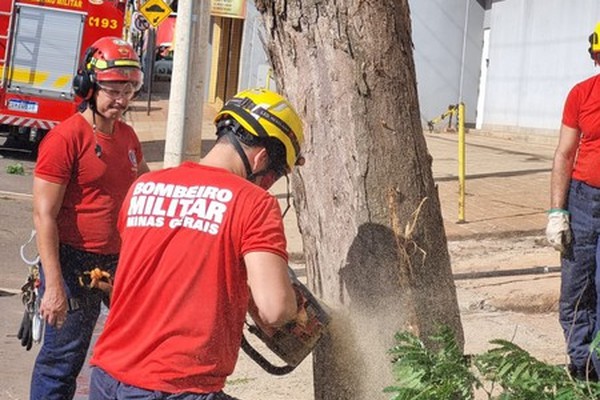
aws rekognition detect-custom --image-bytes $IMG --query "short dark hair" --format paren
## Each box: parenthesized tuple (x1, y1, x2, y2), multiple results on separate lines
(217, 118, 287, 171)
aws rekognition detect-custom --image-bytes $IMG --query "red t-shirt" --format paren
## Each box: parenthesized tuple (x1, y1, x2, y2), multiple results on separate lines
(34, 113, 144, 254)
(562, 74, 600, 187)
(90, 162, 288, 393)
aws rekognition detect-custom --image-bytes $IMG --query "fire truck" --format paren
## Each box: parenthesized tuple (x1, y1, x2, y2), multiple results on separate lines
(0, 0, 127, 153)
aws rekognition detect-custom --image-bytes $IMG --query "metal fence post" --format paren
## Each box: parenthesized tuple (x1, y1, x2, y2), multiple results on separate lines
(457, 102, 466, 223)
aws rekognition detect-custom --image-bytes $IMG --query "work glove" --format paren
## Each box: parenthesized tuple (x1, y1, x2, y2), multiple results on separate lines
(17, 309, 33, 351)
(546, 209, 572, 252)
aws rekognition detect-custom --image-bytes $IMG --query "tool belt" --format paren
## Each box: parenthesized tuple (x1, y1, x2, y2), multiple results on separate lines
(16, 238, 117, 350)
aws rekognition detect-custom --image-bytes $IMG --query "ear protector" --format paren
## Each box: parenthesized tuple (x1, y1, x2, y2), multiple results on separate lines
(72, 46, 97, 100)
(588, 33, 596, 59)
(588, 23, 600, 62)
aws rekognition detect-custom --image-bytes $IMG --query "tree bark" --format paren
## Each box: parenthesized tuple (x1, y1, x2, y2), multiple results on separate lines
(256, 1, 464, 398)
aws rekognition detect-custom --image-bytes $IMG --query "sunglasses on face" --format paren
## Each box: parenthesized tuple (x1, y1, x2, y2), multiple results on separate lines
(96, 82, 136, 100)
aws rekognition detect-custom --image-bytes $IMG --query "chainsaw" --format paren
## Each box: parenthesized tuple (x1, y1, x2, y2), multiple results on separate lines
(241, 266, 331, 375)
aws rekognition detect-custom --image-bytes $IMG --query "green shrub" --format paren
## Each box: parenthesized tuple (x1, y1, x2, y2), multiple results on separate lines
(385, 326, 600, 399)
(6, 162, 25, 175)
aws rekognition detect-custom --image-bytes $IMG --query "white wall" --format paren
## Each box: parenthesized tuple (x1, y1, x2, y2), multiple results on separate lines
(482, 0, 600, 132)
(239, 1, 485, 126)
(238, 5, 273, 90)
(411, 0, 485, 125)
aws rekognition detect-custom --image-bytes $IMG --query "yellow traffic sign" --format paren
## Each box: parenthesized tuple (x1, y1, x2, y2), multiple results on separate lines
(139, 0, 172, 28)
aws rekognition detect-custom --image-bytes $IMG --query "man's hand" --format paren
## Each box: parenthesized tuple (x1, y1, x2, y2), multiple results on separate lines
(292, 284, 309, 328)
(39, 285, 68, 328)
(546, 209, 571, 252)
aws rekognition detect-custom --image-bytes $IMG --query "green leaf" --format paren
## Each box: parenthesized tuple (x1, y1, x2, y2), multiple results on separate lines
(6, 162, 25, 175)
(386, 327, 600, 399)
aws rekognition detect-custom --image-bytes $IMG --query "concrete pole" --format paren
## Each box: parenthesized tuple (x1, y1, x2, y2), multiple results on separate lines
(184, 0, 210, 162)
(163, 0, 210, 167)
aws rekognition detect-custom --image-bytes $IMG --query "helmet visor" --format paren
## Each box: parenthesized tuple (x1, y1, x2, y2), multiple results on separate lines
(255, 163, 288, 190)
(256, 169, 282, 190)
(95, 67, 143, 90)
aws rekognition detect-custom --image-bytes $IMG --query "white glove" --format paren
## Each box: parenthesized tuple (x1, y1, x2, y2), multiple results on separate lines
(546, 209, 571, 252)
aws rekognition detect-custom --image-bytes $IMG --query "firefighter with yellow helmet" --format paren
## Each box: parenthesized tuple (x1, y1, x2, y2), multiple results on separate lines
(548, 22, 600, 381)
(213, 88, 305, 188)
(89, 88, 306, 398)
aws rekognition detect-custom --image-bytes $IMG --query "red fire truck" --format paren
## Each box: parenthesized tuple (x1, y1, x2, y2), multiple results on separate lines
(0, 0, 126, 153)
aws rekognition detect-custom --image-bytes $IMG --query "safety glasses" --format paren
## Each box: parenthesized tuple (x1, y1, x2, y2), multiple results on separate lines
(256, 165, 288, 190)
(97, 82, 137, 100)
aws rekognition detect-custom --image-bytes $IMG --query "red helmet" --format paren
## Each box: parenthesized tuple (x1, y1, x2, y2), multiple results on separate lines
(86, 37, 143, 89)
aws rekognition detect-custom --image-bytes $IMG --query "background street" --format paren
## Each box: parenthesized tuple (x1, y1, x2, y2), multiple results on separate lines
(0, 93, 563, 399)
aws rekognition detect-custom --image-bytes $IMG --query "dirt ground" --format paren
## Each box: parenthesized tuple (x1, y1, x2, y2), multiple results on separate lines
(0, 151, 567, 399)
(450, 235, 564, 362)
(224, 234, 567, 400)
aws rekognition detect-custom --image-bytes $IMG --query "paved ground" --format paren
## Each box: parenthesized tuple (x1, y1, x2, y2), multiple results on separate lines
(0, 88, 562, 399)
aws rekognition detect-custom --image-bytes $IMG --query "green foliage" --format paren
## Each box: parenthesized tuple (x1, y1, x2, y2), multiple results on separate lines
(385, 326, 479, 399)
(6, 162, 25, 175)
(474, 339, 598, 399)
(385, 327, 600, 400)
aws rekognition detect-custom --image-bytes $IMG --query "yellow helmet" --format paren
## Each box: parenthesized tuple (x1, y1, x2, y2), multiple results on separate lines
(589, 22, 600, 60)
(214, 88, 304, 170)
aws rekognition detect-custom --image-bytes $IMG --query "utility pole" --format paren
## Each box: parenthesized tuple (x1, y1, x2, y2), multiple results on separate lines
(163, 0, 211, 167)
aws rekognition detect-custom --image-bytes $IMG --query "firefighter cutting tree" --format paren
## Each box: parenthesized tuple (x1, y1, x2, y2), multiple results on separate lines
(0, 0, 129, 153)
(87, 88, 318, 399)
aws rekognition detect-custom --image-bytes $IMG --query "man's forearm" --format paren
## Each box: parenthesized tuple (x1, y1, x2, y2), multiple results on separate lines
(550, 153, 575, 209)
(34, 217, 63, 287)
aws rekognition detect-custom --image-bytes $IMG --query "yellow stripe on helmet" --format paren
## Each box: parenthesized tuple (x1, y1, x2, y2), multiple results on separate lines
(88, 58, 141, 71)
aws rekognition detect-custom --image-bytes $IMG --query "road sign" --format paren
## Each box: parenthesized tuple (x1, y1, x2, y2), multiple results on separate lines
(133, 12, 150, 31)
(139, 0, 172, 28)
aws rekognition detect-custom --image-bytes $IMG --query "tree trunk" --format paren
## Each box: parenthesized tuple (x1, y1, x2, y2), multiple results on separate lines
(257, 1, 464, 398)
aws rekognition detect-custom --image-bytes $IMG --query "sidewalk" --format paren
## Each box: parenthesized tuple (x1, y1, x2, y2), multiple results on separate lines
(124, 94, 557, 245)
(428, 132, 555, 240)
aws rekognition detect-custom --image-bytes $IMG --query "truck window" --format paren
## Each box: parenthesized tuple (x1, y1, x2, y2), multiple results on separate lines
(8, 5, 84, 99)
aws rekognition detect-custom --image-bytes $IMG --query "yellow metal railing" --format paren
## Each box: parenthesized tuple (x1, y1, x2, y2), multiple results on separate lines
(427, 103, 467, 223)
(427, 104, 458, 133)
(457, 102, 466, 223)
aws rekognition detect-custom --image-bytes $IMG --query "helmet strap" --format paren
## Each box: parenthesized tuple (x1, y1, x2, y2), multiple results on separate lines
(281, 173, 292, 218)
(91, 112, 102, 158)
(87, 95, 97, 112)
(226, 131, 257, 181)
(90, 102, 112, 123)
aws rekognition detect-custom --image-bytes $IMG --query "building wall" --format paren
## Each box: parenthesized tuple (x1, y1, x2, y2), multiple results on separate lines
(238, 5, 273, 90)
(482, 0, 600, 135)
(411, 0, 485, 126)
(238, 1, 485, 127)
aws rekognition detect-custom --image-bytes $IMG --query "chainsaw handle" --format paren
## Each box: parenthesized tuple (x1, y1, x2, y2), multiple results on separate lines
(240, 335, 295, 376)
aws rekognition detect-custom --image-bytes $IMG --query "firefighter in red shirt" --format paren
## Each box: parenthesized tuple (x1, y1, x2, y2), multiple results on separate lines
(547, 23, 600, 381)
(29, 37, 149, 399)
(88, 88, 304, 399)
